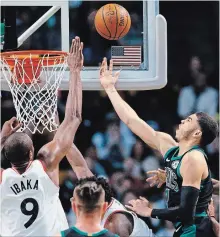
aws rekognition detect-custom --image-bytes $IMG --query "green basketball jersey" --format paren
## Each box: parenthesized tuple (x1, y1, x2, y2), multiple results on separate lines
(164, 145, 213, 215)
(61, 227, 119, 237)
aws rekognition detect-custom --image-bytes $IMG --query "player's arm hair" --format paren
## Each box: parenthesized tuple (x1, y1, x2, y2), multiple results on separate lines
(212, 178, 219, 195)
(37, 70, 82, 171)
(151, 151, 204, 224)
(210, 217, 220, 237)
(66, 144, 94, 179)
(105, 88, 177, 156)
(104, 212, 133, 237)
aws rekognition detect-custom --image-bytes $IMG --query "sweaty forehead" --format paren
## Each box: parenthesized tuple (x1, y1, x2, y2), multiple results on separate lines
(190, 114, 198, 121)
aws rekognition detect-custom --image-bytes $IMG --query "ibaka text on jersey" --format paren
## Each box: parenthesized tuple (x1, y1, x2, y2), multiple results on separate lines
(10, 179, 39, 195)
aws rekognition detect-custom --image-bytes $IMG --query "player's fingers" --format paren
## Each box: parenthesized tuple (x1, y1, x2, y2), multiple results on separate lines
(101, 58, 105, 70)
(76, 37, 80, 57)
(12, 123, 22, 132)
(73, 37, 79, 54)
(158, 168, 166, 173)
(80, 42, 84, 58)
(157, 183, 163, 188)
(10, 117, 20, 128)
(9, 117, 17, 123)
(128, 199, 137, 206)
(114, 70, 120, 80)
(99, 59, 105, 76)
(70, 39, 74, 54)
(125, 205, 135, 212)
(146, 176, 156, 182)
(150, 180, 158, 187)
(109, 59, 113, 74)
(80, 42, 84, 51)
(147, 170, 158, 175)
(139, 196, 148, 203)
(103, 57, 108, 71)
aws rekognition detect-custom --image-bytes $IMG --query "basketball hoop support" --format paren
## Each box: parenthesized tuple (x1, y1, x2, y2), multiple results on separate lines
(1, 0, 69, 52)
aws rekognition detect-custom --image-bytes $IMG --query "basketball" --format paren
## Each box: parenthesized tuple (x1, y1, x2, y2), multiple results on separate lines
(94, 4, 131, 40)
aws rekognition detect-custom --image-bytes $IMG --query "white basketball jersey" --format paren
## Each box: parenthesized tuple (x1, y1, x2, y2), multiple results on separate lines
(101, 198, 154, 237)
(0, 160, 68, 236)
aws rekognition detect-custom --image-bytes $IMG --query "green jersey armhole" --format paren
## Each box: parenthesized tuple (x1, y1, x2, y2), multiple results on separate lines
(164, 146, 178, 160)
(176, 160, 182, 179)
(176, 146, 208, 180)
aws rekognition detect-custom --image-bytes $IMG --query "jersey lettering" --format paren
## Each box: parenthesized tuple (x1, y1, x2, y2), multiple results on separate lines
(10, 179, 39, 195)
(165, 167, 179, 192)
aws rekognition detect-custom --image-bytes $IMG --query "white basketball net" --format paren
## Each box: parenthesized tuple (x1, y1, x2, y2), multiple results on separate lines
(1, 53, 68, 134)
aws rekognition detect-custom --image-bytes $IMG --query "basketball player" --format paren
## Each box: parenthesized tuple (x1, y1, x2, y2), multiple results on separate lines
(147, 169, 220, 236)
(64, 144, 155, 237)
(99, 58, 218, 237)
(56, 179, 118, 237)
(0, 36, 83, 236)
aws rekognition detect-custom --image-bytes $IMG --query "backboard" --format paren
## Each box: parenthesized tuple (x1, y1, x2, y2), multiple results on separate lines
(0, 0, 167, 91)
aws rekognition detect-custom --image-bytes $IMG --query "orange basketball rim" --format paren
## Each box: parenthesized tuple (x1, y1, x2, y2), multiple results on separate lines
(0, 50, 68, 84)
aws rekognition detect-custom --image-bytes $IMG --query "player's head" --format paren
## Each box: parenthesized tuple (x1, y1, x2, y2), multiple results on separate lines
(71, 178, 108, 218)
(3, 132, 34, 166)
(175, 112, 218, 146)
(75, 176, 114, 204)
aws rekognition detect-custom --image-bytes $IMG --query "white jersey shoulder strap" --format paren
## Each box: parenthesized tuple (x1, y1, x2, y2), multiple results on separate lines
(101, 198, 136, 226)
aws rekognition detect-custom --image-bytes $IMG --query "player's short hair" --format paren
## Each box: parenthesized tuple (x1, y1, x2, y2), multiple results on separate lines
(196, 112, 219, 146)
(76, 176, 114, 203)
(75, 179, 104, 213)
(3, 132, 33, 165)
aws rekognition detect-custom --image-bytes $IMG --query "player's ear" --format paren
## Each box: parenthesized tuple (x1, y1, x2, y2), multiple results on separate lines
(193, 129, 202, 138)
(29, 148, 34, 161)
(102, 202, 108, 214)
(72, 200, 77, 214)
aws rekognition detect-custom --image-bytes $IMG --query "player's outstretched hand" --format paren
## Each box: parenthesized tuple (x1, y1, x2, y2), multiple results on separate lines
(99, 57, 120, 90)
(146, 168, 166, 188)
(125, 197, 152, 217)
(67, 36, 84, 72)
(1, 117, 22, 140)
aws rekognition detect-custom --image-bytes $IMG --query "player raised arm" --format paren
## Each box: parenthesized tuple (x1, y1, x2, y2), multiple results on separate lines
(99, 58, 177, 156)
(66, 144, 93, 179)
(37, 37, 83, 171)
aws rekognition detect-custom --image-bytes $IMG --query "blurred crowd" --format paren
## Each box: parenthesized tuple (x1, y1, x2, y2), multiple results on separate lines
(1, 1, 219, 236)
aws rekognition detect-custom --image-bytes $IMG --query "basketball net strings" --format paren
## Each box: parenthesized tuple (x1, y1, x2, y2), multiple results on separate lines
(1, 54, 67, 134)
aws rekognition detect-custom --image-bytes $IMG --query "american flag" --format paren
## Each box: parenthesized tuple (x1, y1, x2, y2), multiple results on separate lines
(111, 46, 142, 66)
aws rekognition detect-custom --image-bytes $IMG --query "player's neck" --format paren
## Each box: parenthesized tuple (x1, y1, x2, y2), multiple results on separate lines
(75, 214, 103, 233)
(11, 160, 31, 174)
(178, 140, 199, 156)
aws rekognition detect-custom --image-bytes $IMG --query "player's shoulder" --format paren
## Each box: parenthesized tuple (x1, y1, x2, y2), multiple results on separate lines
(183, 149, 206, 166)
(31, 159, 47, 171)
